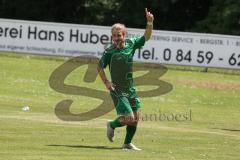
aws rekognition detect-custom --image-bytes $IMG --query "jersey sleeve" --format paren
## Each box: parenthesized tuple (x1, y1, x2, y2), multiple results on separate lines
(132, 36, 145, 49)
(98, 50, 111, 69)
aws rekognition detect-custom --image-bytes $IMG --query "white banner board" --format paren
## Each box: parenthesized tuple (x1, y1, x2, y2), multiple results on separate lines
(0, 18, 240, 69)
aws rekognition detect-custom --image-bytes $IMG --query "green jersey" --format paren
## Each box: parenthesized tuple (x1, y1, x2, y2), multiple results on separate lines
(99, 36, 145, 98)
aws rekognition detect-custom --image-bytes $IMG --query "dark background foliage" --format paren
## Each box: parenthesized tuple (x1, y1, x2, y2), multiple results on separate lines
(0, 0, 239, 35)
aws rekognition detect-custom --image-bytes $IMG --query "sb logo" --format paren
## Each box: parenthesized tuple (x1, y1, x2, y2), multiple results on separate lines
(49, 56, 172, 121)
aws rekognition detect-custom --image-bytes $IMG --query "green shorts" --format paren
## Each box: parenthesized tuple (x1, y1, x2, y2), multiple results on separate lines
(110, 90, 141, 115)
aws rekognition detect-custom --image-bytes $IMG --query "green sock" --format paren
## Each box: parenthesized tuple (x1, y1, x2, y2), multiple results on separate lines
(124, 125, 137, 144)
(110, 118, 123, 129)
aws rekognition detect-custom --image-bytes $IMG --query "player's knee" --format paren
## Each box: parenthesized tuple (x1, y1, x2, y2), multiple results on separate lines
(128, 116, 138, 125)
(122, 115, 135, 124)
(130, 117, 136, 124)
(129, 121, 138, 126)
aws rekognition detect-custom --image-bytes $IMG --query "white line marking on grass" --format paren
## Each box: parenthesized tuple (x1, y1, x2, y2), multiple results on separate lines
(1, 115, 240, 139)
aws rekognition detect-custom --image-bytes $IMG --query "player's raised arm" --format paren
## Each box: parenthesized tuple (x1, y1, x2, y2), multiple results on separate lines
(144, 8, 154, 41)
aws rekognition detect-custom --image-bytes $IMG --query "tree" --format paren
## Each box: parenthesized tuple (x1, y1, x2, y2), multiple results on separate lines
(150, 0, 212, 31)
(0, 0, 239, 35)
(0, 0, 86, 23)
(191, 0, 240, 35)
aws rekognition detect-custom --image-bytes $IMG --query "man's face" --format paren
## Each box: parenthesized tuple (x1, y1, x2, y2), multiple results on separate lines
(112, 28, 125, 48)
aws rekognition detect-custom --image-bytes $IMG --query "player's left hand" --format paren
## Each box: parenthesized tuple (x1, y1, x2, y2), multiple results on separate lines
(145, 8, 154, 22)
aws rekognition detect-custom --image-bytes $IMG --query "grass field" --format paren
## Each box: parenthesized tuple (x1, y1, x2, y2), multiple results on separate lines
(0, 52, 240, 160)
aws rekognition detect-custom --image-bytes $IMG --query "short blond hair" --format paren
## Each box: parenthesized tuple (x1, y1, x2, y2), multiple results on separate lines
(111, 23, 127, 35)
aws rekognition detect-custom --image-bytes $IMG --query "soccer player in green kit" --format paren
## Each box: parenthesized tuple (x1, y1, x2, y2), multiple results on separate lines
(97, 8, 154, 150)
